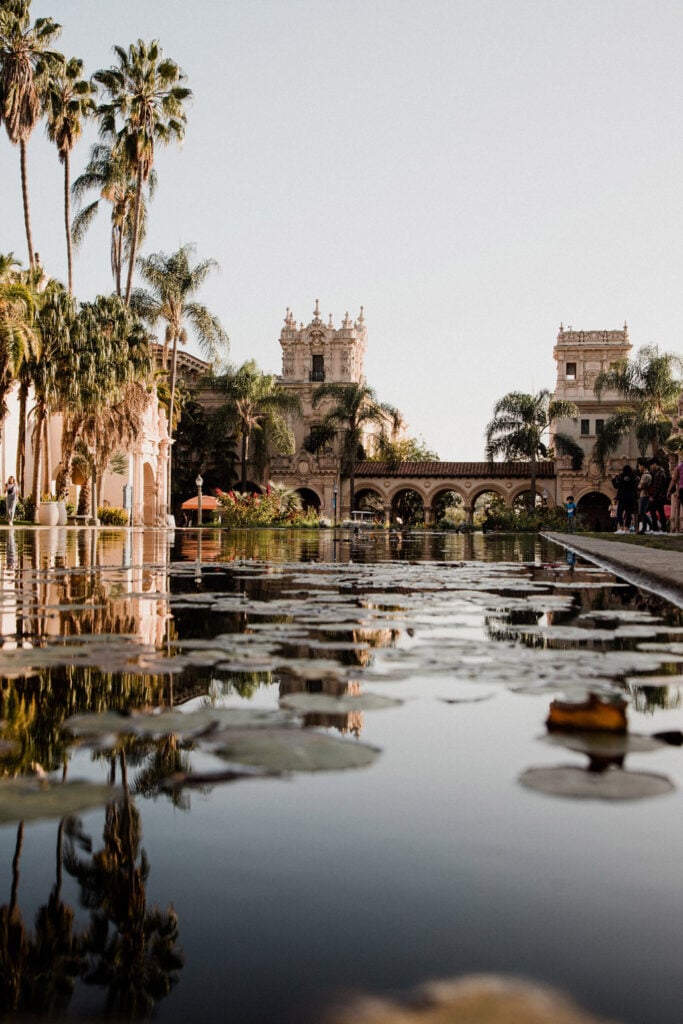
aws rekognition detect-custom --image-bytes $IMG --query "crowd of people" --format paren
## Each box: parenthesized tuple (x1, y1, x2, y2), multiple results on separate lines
(609, 456, 682, 534)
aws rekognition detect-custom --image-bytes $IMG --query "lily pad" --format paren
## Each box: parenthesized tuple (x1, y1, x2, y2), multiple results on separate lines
(0, 779, 121, 824)
(209, 727, 380, 772)
(279, 692, 401, 713)
(519, 765, 674, 801)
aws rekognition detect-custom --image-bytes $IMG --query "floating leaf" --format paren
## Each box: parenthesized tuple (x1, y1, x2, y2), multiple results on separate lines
(519, 765, 674, 801)
(0, 779, 120, 824)
(209, 727, 379, 772)
(279, 692, 401, 713)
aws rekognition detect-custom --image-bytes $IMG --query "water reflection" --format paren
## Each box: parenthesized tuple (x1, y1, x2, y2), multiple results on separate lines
(0, 527, 682, 1023)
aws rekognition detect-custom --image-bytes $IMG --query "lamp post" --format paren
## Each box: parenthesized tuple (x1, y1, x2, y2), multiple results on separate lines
(333, 482, 338, 525)
(195, 474, 203, 527)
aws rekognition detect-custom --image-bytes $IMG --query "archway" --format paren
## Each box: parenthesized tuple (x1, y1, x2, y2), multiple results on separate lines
(391, 488, 425, 527)
(142, 462, 156, 525)
(296, 487, 321, 512)
(577, 491, 611, 532)
(355, 487, 384, 519)
(432, 488, 465, 528)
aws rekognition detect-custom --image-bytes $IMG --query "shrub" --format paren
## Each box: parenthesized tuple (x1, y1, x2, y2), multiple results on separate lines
(97, 506, 129, 526)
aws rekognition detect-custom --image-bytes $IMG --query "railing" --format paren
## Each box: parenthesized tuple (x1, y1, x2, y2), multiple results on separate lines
(309, 370, 325, 382)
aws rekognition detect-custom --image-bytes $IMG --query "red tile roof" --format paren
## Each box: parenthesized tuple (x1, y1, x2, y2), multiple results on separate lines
(354, 461, 556, 478)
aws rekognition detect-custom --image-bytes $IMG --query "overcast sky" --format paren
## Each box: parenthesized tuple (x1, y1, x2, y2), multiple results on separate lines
(3, 0, 682, 459)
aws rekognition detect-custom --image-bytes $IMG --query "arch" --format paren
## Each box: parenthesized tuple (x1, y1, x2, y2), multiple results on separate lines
(430, 488, 466, 528)
(576, 490, 611, 532)
(469, 483, 510, 507)
(390, 488, 425, 526)
(296, 487, 321, 511)
(509, 485, 556, 508)
(355, 487, 384, 515)
(142, 462, 156, 526)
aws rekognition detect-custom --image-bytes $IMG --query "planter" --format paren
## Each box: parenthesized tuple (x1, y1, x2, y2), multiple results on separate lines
(56, 500, 67, 526)
(38, 501, 59, 527)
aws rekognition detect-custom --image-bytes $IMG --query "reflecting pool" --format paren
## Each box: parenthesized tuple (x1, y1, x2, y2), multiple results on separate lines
(0, 527, 682, 1023)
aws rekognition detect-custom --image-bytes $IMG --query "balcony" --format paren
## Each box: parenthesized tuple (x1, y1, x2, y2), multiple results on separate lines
(309, 370, 325, 382)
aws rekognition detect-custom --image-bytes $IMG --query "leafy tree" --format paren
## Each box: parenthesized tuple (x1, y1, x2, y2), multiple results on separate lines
(131, 244, 228, 513)
(94, 39, 191, 304)
(369, 433, 438, 467)
(42, 55, 96, 293)
(219, 360, 301, 490)
(593, 345, 682, 470)
(485, 389, 583, 508)
(311, 381, 401, 512)
(71, 140, 157, 297)
(0, 1, 62, 268)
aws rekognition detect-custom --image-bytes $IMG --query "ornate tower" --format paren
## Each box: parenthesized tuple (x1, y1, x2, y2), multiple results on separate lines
(279, 300, 367, 385)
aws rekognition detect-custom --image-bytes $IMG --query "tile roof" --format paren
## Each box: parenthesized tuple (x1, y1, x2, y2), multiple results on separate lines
(354, 461, 556, 479)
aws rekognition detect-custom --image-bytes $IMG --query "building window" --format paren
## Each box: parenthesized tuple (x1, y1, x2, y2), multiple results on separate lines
(310, 354, 325, 382)
(580, 419, 590, 436)
(565, 362, 577, 380)
(304, 425, 331, 454)
(595, 419, 604, 435)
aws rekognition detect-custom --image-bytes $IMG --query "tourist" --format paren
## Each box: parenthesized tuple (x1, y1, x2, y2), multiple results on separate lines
(565, 494, 577, 533)
(649, 457, 668, 532)
(612, 464, 637, 533)
(608, 499, 618, 532)
(5, 477, 17, 525)
(636, 459, 653, 534)
(667, 456, 683, 533)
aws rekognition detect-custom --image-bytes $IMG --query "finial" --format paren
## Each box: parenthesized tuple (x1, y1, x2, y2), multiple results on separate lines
(623, 320, 628, 332)
(314, 298, 320, 320)
(284, 307, 290, 325)
(358, 305, 365, 324)
(328, 313, 333, 328)
(559, 322, 564, 333)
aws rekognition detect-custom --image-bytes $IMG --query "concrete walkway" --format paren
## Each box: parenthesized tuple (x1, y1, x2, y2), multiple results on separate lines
(544, 532, 683, 608)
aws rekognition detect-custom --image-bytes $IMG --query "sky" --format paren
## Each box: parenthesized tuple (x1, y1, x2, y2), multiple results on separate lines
(3, 0, 683, 460)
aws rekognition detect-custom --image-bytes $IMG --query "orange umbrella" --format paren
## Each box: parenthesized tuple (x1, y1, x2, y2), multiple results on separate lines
(181, 495, 220, 510)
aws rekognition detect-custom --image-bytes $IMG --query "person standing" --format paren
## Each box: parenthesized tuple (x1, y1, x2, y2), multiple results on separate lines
(636, 460, 653, 534)
(565, 494, 577, 533)
(5, 477, 17, 525)
(612, 464, 637, 533)
(667, 457, 683, 533)
(649, 458, 668, 532)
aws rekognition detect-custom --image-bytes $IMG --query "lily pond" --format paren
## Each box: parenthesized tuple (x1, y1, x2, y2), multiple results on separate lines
(0, 527, 682, 1023)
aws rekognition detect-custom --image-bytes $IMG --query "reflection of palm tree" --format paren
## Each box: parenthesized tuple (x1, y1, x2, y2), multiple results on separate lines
(0, 822, 28, 1013)
(65, 750, 183, 1016)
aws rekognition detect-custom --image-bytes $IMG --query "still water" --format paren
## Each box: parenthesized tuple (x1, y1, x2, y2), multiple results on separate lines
(0, 527, 682, 1023)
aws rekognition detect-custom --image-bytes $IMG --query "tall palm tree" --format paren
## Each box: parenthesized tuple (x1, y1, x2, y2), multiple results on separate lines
(71, 140, 157, 297)
(42, 56, 96, 294)
(312, 381, 401, 512)
(0, 254, 38, 463)
(93, 39, 191, 304)
(221, 360, 301, 490)
(485, 389, 583, 508)
(0, 1, 62, 268)
(28, 284, 75, 511)
(131, 245, 227, 514)
(593, 345, 682, 470)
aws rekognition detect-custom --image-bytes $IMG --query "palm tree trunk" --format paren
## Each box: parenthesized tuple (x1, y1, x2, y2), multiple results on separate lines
(241, 431, 249, 490)
(20, 140, 35, 270)
(167, 333, 179, 519)
(31, 407, 45, 517)
(43, 416, 52, 495)
(113, 224, 122, 297)
(124, 166, 144, 305)
(349, 467, 355, 514)
(529, 452, 537, 510)
(16, 380, 28, 494)
(64, 151, 73, 294)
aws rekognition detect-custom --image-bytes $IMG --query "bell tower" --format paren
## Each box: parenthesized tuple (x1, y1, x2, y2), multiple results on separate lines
(279, 300, 367, 385)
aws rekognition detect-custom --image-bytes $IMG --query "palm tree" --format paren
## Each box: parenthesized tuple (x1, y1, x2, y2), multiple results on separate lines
(28, 284, 76, 511)
(55, 295, 152, 518)
(71, 140, 157, 297)
(221, 360, 301, 490)
(593, 345, 682, 470)
(42, 56, 96, 294)
(131, 245, 228, 514)
(311, 381, 401, 512)
(93, 39, 191, 304)
(485, 389, 584, 508)
(0, 1, 62, 268)
(0, 254, 38, 463)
